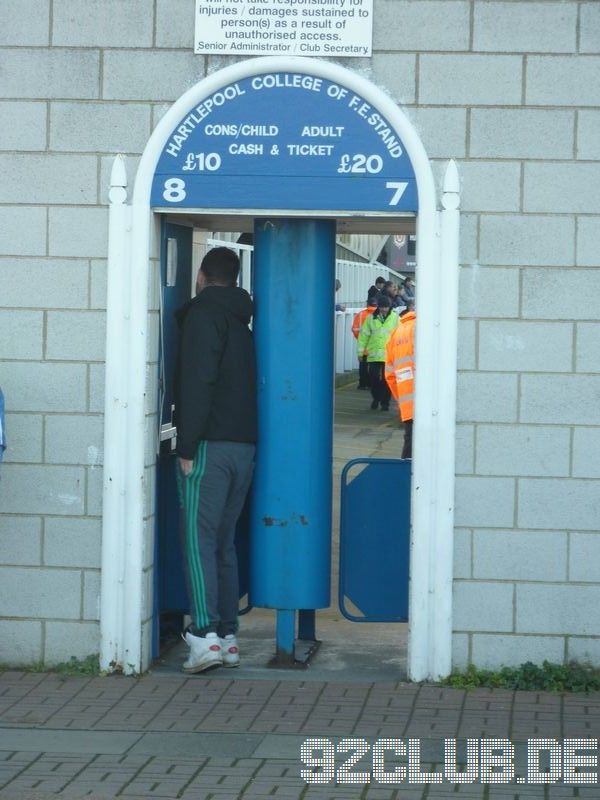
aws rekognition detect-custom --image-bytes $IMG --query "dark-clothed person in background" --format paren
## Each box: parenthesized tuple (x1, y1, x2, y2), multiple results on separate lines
(367, 275, 386, 300)
(335, 278, 346, 312)
(382, 280, 401, 308)
(399, 277, 415, 307)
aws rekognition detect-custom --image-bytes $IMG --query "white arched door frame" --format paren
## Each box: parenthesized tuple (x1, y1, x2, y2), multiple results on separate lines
(101, 57, 459, 680)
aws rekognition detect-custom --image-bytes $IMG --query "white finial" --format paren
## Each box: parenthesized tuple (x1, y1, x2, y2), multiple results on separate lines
(443, 159, 460, 194)
(109, 154, 128, 205)
(441, 159, 460, 210)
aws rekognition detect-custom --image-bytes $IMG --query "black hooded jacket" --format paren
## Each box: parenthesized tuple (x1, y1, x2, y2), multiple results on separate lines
(174, 285, 257, 459)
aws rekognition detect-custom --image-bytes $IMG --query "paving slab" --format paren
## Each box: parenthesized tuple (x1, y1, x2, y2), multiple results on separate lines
(129, 730, 262, 758)
(0, 728, 141, 754)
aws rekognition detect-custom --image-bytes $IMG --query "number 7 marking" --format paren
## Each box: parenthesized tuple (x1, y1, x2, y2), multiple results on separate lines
(386, 181, 408, 206)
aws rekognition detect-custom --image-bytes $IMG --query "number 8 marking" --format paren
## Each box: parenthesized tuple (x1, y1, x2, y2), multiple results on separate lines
(163, 178, 186, 203)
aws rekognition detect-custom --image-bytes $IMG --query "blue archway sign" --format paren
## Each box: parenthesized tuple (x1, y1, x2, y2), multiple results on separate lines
(151, 71, 417, 213)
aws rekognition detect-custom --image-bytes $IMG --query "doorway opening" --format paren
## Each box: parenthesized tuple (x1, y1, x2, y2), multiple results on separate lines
(153, 213, 416, 680)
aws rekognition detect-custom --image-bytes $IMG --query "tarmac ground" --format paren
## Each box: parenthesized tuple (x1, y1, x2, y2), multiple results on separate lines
(1, 383, 598, 799)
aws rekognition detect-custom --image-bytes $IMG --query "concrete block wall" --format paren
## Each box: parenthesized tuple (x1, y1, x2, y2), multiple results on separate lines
(0, 0, 205, 666)
(1, 0, 599, 670)
(418, 0, 600, 669)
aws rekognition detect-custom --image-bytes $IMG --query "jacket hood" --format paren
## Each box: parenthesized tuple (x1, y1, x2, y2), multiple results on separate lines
(176, 285, 254, 326)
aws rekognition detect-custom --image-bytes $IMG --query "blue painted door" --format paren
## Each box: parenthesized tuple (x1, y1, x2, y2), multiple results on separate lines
(154, 222, 193, 653)
(339, 458, 411, 622)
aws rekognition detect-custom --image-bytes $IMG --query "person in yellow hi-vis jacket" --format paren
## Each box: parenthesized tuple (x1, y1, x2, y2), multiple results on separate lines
(357, 294, 398, 411)
(351, 295, 377, 389)
(385, 304, 416, 458)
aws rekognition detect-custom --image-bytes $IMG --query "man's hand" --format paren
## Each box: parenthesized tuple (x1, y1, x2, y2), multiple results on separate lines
(179, 457, 194, 476)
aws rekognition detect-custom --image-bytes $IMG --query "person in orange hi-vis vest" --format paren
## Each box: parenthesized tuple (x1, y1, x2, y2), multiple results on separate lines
(351, 295, 378, 389)
(385, 304, 415, 459)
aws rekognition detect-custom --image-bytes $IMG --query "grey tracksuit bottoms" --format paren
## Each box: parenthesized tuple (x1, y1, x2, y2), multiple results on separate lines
(178, 440, 255, 637)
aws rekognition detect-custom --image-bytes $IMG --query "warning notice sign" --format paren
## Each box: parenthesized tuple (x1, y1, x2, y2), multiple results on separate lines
(194, 0, 374, 58)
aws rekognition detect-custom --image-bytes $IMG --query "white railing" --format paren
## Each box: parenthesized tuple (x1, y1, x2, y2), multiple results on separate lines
(334, 308, 362, 376)
(335, 260, 406, 308)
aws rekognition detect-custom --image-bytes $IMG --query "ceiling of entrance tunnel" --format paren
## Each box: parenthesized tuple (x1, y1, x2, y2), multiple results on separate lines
(156, 210, 417, 236)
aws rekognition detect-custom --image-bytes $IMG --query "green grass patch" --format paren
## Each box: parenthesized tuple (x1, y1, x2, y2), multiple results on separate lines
(0, 654, 101, 677)
(443, 661, 600, 693)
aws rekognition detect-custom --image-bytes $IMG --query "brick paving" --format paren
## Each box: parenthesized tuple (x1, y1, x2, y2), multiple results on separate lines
(0, 671, 598, 799)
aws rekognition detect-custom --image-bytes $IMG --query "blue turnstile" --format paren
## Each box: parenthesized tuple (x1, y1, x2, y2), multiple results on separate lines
(339, 458, 411, 622)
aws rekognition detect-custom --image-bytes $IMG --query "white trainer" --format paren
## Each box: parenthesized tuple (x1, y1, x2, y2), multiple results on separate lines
(219, 634, 240, 668)
(182, 631, 223, 673)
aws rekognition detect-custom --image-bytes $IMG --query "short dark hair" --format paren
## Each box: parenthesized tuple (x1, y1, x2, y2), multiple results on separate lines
(375, 276, 386, 285)
(200, 247, 240, 286)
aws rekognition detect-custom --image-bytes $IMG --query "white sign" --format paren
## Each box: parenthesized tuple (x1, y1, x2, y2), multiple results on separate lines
(194, 0, 373, 58)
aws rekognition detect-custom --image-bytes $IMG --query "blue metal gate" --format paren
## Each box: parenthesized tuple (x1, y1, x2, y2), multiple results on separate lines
(339, 458, 411, 622)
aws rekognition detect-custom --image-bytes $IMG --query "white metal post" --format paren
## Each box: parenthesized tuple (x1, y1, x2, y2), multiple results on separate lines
(432, 160, 460, 678)
(119, 198, 152, 674)
(408, 203, 441, 681)
(100, 155, 131, 672)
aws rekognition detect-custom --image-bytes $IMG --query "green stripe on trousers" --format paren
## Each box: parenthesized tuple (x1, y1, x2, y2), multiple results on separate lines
(177, 441, 209, 630)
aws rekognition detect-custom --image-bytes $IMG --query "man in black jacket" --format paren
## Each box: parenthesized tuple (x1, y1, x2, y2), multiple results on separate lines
(175, 246, 257, 673)
(367, 275, 386, 300)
